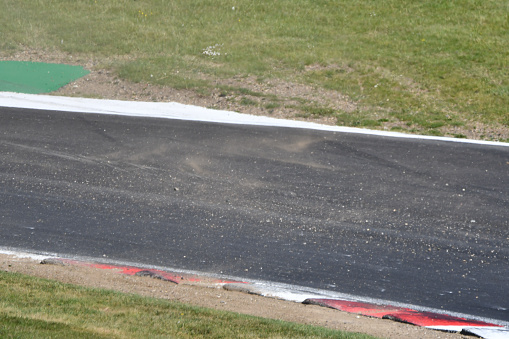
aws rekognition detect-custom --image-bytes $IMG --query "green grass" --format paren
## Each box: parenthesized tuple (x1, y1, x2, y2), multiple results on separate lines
(1, 0, 508, 136)
(0, 271, 374, 338)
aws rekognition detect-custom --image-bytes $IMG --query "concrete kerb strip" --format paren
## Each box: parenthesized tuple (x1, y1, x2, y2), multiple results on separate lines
(40, 257, 244, 285)
(38, 257, 509, 339)
(1, 248, 508, 338)
(303, 299, 509, 339)
(1, 92, 509, 148)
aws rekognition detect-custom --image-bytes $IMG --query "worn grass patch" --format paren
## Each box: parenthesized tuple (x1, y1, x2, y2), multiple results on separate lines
(0, 271, 374, 338)
(1, 0, 508, 137)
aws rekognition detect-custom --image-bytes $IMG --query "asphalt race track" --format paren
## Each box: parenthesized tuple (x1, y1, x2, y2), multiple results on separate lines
(1, 106, 508, 322)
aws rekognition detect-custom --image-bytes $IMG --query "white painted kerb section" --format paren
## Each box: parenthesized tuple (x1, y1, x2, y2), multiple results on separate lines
(1, 92, 508, 147)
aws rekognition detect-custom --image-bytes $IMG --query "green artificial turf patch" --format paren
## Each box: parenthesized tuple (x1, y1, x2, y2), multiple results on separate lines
(0, 61, 89, 94)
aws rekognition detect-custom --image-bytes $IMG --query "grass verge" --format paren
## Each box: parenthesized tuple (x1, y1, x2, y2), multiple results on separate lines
(0, 271, 374, 338)
(1, 0, 508, 139)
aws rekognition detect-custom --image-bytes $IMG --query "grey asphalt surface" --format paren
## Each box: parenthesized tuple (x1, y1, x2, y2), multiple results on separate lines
(1, 106, 508, 322)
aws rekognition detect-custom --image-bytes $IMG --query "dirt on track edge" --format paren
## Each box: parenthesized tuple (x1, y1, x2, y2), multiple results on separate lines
(0, 253, 471, 339)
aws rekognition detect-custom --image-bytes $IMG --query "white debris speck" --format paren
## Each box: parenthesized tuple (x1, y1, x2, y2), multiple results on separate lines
(203, 44, 224, 56)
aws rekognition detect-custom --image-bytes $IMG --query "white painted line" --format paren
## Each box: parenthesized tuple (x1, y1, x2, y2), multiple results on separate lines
(464, 327, 509, 339)
(0, 248, 55, 261)
(1, 92, 508, 147)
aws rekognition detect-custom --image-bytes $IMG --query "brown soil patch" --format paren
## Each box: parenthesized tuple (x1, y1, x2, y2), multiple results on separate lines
(1, 48, 344, 126)
(0, 253, 470, 339)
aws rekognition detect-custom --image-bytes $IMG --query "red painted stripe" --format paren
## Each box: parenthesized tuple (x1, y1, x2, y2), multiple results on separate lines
(385, 310, 502, 328)
(52, 259, 182, 283)
(305, 299, 410, 317)
(304, 299, 502, 328)
(49, 258, 247, 285)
